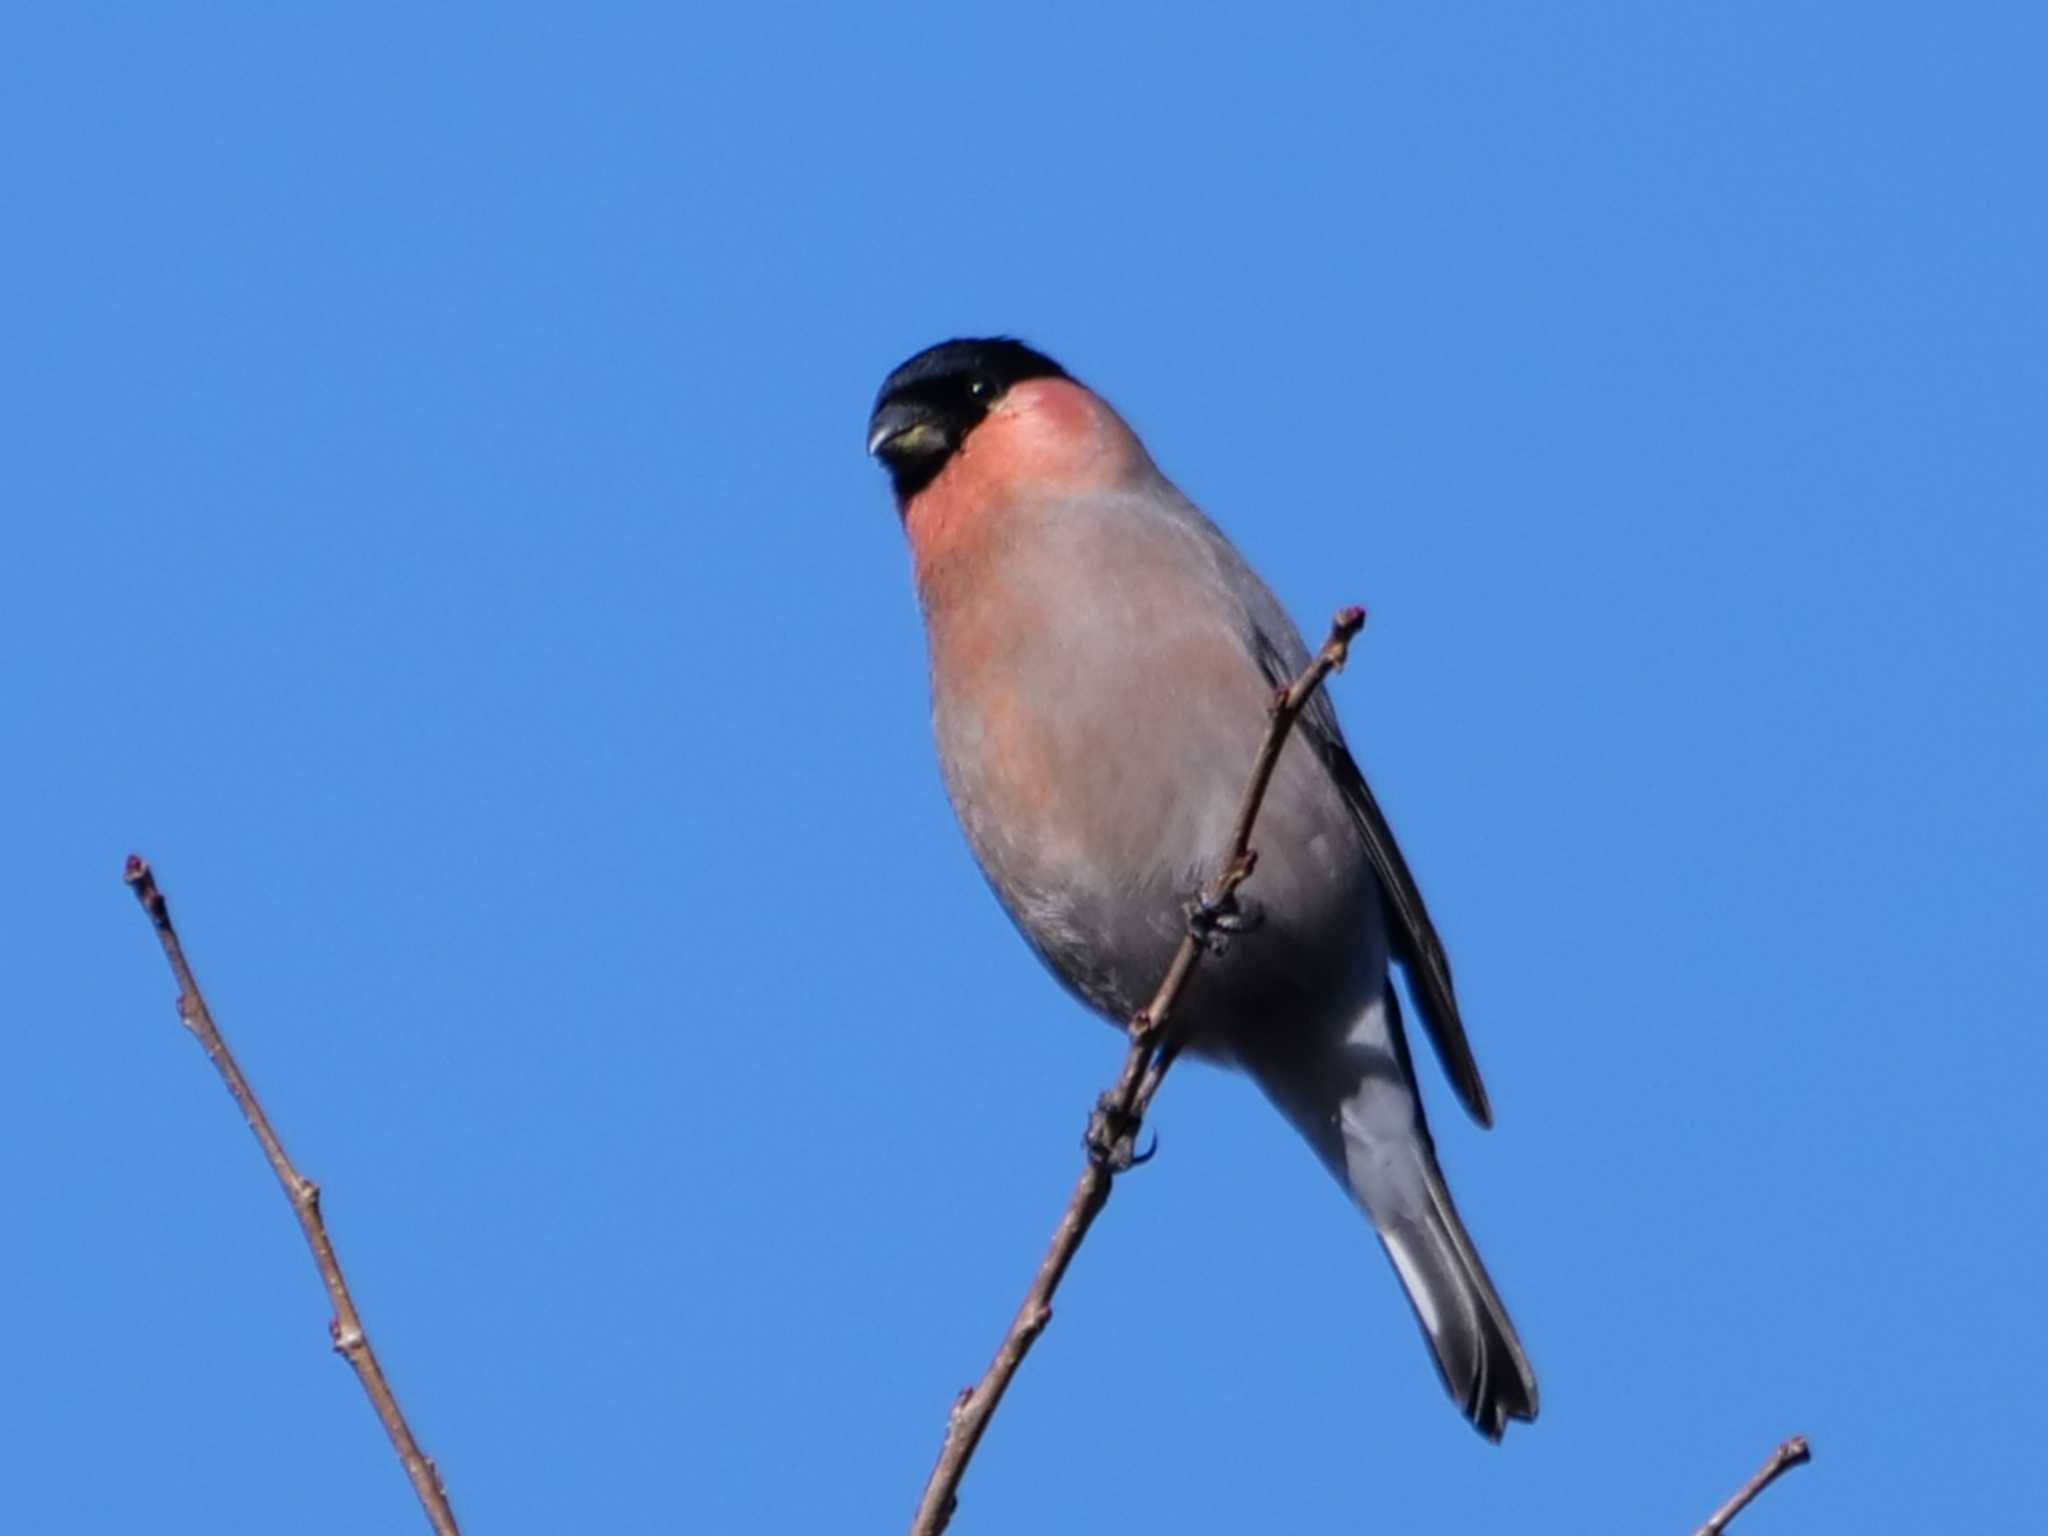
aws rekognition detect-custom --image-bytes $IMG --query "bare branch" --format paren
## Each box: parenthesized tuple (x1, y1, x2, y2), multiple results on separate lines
(124, 856, 462, 1536)
(1694, 1435, 1811, 1536)
(909, 606, 1368, 1536)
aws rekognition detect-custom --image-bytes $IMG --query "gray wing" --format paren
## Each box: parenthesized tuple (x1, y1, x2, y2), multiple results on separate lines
(1244, 606, 1496, 1129)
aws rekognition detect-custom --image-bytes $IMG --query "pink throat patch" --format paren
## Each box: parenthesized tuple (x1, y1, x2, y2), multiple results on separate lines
(903, 378, 1140, 578)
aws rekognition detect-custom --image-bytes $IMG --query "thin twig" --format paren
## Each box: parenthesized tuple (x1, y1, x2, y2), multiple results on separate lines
(123, 856, 461, 1536)
(908, 606, 1368, 1536)
(1694, 1435, 1811, 1535)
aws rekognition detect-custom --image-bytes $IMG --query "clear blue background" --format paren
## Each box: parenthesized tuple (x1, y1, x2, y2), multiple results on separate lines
(6, 5, 2042, 1531)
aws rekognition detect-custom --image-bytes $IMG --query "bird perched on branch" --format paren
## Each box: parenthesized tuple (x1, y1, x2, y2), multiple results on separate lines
(867, 337, 1537, 1439)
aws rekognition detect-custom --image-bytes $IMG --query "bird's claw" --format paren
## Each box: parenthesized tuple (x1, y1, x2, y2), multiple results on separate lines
(1185, 890, 1262, 955)
(1084, 1095, 1154, 1171)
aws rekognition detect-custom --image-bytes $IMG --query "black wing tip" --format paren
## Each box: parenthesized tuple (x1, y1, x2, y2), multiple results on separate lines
(1410, 962, 1494, 1127)
(1461, 1069, 1496, 1129)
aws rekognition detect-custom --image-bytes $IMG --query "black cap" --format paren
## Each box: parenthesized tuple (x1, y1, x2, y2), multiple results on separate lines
(867, 337, 1068, 501)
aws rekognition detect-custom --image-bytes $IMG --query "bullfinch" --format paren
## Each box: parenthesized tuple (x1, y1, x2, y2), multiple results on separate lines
(868, 337, 1538, 1439)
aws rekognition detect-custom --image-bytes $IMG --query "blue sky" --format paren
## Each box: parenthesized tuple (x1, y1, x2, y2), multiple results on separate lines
(6, 5, 2043, 1531)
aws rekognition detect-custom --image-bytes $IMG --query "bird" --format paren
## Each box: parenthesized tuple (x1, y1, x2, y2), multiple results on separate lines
(867, 336, 1538, 1439)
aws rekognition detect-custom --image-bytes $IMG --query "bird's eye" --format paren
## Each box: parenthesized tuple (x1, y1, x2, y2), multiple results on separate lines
(967, 376, 996, 401)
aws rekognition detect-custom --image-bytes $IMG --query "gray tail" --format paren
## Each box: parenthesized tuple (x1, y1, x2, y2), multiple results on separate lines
(1242, 986, 1538, 1439)
(1376, 1137, 1539, 1438)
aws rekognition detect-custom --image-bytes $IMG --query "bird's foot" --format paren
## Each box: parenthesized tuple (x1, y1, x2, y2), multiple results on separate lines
(1185, 889, 1262, 955)
(1084, 1093, 1156, 1172)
